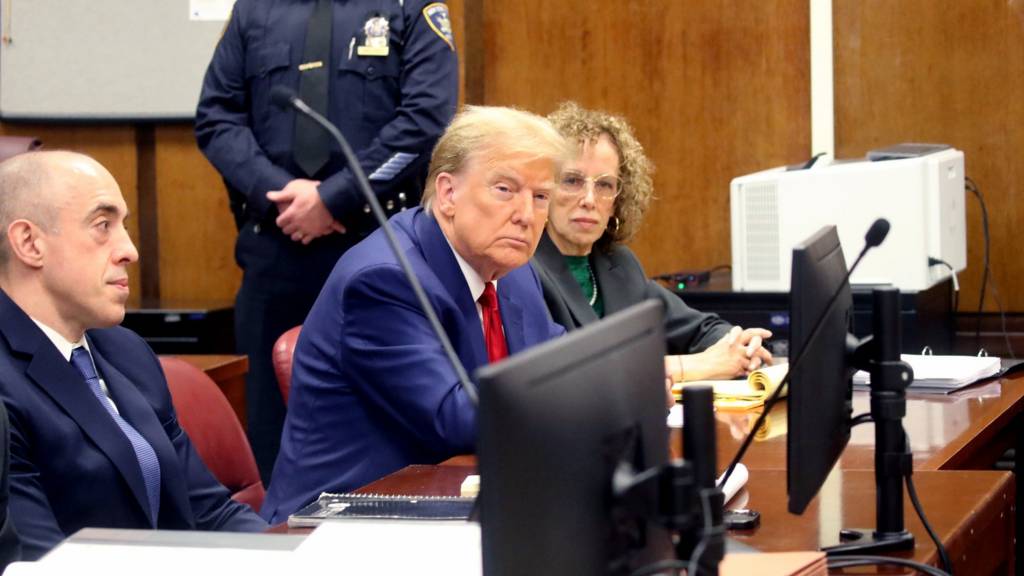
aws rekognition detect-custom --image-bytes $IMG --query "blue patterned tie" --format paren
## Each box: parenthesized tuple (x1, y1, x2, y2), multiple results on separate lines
(70, 346, 161, 525)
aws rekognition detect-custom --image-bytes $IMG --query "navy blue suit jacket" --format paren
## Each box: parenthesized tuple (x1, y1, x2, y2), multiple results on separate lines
(261, 208, 565, 522)
(0, 291, 266, 559)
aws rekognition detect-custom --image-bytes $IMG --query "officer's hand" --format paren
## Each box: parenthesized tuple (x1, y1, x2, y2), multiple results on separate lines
(268, 179, 347, 244)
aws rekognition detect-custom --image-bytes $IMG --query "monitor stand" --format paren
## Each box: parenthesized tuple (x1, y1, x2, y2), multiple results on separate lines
(825, 287, 915, 556)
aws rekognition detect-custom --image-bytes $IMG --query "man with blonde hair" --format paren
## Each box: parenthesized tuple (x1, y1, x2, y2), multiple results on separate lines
(262, 106, 570, 521)
(0, 152, 265, 558)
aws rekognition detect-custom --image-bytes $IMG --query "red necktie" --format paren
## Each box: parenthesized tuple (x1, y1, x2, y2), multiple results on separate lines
(479, 283, 508, 363)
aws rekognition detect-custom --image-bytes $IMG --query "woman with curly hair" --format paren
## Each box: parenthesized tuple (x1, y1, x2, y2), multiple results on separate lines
(533, 102, 773, 381)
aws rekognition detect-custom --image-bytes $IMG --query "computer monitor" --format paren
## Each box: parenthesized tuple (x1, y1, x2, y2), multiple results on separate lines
(476, 299, 670, 576)
(784, 224, 914, 554)
(787, 225, 857, 514)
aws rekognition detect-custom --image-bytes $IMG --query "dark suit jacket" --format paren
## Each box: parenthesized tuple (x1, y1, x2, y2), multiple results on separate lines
(532, 232, 732, 354)
(0, 290, 266, 559)
(261, 207, 565, 522)
(0, 399, 19, 569)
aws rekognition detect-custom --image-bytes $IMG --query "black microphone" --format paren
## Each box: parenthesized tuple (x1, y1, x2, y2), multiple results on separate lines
(864, 218, 890, 249)
(270, 86, 480, 405)
(718, 218, 889, 489)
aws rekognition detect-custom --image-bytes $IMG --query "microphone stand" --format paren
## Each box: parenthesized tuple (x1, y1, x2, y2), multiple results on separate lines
(271, 87, 479, 405)
(718, 219, 890, 490)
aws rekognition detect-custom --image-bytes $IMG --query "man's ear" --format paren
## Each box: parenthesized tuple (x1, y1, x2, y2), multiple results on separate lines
(434, 172, 458, 218)
(6, 220, 45, 269)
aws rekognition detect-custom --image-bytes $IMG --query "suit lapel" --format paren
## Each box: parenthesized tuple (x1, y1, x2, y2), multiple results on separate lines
(593, 249, 633, 316)
(0, 292, 154, 524)
(534, 233, 600, 327)
(413, 209, 488, 368)
(89, 336, 187, 527)
(496, 283, 526, 354)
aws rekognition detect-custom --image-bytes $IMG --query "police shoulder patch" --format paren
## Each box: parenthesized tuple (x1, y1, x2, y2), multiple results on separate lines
(422, 2, 455, 51)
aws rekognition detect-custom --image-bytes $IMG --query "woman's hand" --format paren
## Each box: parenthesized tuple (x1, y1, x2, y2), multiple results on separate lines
(670, 326, 774, 381)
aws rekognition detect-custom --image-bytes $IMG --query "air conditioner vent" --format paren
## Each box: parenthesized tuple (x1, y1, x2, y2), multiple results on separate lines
(742, 182, 780, 283)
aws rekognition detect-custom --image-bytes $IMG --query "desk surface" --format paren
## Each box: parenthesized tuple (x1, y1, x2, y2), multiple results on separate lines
(428, 372, 1024, 573)
(703, 371, 1024, 472)
(361, 464, 1014, 575)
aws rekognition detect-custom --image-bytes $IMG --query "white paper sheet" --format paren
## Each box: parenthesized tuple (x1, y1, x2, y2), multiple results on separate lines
(296, 520, 482, 576)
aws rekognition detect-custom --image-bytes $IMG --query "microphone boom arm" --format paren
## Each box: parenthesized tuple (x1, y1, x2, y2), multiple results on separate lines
(275, 88, 479, 405)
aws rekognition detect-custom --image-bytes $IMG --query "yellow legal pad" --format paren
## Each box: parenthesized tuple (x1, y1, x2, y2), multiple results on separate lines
(673, 363, 789, 410)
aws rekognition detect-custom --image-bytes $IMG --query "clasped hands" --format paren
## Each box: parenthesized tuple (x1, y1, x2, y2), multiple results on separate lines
(267, 179, 346, 244)
(665, 326, 774, 384)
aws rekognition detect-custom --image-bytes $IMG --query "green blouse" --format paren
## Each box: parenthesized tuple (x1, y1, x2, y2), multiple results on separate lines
(564, 255, 604, 317)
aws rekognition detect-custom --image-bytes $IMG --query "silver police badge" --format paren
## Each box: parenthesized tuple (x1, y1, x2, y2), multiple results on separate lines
(357, 15, 390, 57)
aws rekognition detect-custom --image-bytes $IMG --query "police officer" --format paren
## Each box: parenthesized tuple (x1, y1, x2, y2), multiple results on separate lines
(195, 0, 459, 481)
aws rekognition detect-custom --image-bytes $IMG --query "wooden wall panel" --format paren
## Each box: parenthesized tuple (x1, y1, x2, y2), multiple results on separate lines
(154, 124, 241, 303)
(834, 1, 1024, 311)
(482, 0, 811, 277)
(447, 0, 468, 107)
(0, 122, 142, 307)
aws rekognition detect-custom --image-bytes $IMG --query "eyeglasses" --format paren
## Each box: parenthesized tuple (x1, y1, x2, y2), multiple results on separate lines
(558, 171, 621, 200)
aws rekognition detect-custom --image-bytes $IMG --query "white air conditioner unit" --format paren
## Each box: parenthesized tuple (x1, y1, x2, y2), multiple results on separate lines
(730, 147, 966, 292)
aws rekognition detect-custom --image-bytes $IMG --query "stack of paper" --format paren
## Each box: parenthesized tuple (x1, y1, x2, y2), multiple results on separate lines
(720, 551, 827, 575)
(854, 354, 1001, 393)
(673, 363, 788, 410)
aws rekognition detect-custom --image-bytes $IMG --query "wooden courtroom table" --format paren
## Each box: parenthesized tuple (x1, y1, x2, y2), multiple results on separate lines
(173, 354, 248, 426)
(359, 464, 1014, 575)
(440, 370, 1024, 475)
(706, 371, 1024, 472)
(429, 370, 1024, 573)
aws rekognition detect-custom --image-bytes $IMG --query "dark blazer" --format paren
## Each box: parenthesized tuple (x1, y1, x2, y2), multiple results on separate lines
(0, 399, 19, 569)
(0, 290, 267, 560)
(532, 232, 732, 354)
(261, 207, 565, 523)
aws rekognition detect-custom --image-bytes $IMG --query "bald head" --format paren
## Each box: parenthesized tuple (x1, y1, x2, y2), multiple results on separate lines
(0, 150, 136, 340)
(0, 151, 114, 267)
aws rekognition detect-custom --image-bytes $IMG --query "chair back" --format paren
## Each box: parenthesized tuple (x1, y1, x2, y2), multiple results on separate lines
(272, 326, 302, 405)
(160, 357, 265, 511)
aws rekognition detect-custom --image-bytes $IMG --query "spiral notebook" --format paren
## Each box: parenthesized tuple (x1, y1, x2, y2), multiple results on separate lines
(287, 492, 476, 527)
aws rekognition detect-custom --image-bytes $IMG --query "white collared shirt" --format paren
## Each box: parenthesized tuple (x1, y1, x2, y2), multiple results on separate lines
(444, 236, 493, 325)
(30, 318, 120, 414)
(442, 235, 507, 339)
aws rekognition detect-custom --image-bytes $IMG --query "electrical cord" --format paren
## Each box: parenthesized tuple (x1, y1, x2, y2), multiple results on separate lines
(906, 471, 954, 574)
(987, 275, 1015, 359)
(849, 413, 873, 428)
(653, 265, 730, 290)
(927, 257, 959, 312)
(627, 559, 686, 576)
(965, 177, 989, 349)
(965, 177, 1015, 358)
(686, 488, 724, 576)
(826, 555, 950, 575)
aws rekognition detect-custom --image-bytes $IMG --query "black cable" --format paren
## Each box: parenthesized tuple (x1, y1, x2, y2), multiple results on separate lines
(849, 412, 873, 428)
(906, 471, 954, 574)
(965, 177, 989, 349)
(927, 257, 959, 313)
(686, 488, 724, 576)
(627, 559, 686, 576)
(827, 555, 950, 576)
(987, 275, 1016, 359)
(966, 177, 1014, 358)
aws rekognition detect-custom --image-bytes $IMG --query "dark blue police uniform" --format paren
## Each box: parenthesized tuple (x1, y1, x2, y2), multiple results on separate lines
(195, 0, 458, 480)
